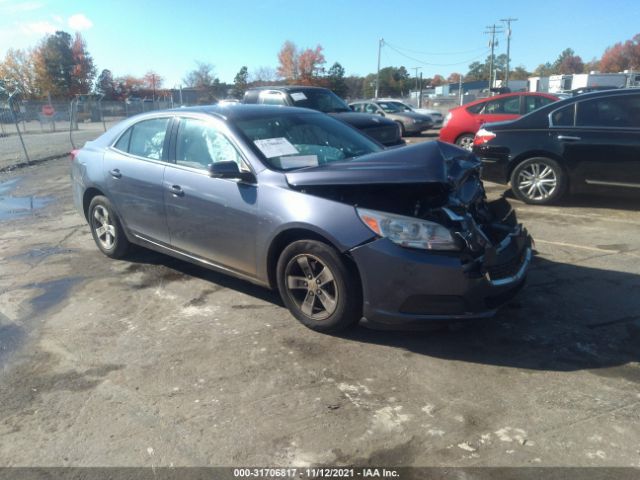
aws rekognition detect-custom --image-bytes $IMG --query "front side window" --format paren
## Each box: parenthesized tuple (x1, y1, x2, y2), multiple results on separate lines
(576, 95, 640, 128)
(126, 118, 170, 160)
(365, 103, 379, 114)
(175, 118, 246, 171)
(235, 112, 382, 171)
(377, 102, 404, 113)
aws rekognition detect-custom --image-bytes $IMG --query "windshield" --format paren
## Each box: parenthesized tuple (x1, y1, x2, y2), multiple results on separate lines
(288, 89, 351, 113)
(234, 112, 383, 171)
(377, 102, 405, 113)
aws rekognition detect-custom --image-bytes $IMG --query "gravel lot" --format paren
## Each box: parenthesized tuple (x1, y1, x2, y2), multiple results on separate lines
(0, 145, 639, 468)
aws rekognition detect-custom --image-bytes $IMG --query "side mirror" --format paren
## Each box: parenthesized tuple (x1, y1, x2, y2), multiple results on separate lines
(208, 161, 253, 182)
(378, 111, 385, 117)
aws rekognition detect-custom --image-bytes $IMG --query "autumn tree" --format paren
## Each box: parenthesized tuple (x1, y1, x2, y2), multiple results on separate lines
(554, 48, 584, 74)
(70, 32, 96, 96)
(532, 62, 554, 77)
(250, 66, 278, 84)
(114, 75, 144, 99)
(297, 45, 325, 84)
(431, 74, 445, 86)
(0, 48, 38, 97)
(447, 72, 462, 83)
(277, 41, 298, 81)
(232, 66, 249, 98)
(600, 34, 640, 72)
(326, 62, 347, 97)
(510, 66, 530, 80)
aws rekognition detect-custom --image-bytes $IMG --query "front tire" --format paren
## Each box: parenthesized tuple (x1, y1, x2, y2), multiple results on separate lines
(88, 195, 130, 258)
(510, 157, 567, 205)
(276, 240, 362, 333)
(395, 121, 406, 137)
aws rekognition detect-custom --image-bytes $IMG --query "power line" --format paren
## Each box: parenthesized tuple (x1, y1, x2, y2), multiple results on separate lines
(383, 41, 489, 57)
(384, 42, 490, 67)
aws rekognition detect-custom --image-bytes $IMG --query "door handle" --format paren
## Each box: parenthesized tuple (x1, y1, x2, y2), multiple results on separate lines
(109, 168, 122, 179)
(169, 185, 184, 197)
(557, 135, 581, 141)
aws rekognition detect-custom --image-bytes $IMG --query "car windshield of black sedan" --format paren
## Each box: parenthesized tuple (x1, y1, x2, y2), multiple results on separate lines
(287, 89, 351, 113)
(235, 112, 383, 170)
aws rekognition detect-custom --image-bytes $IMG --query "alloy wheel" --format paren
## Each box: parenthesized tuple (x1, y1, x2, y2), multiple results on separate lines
(516, 162, 558, 201)
(457, 135, 474, 151)
(92, 205, 117, 250)
(284, 254, 338, 321)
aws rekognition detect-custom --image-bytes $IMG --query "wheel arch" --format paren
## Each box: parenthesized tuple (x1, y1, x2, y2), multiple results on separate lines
(82, 187, 106, 221)
(265, 228, 362, 291)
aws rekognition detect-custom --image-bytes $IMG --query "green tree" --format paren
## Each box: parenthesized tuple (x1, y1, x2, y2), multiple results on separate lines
(33, 31, 75, 97)
(532, 62, 555, 77)
(94, 69, 116, 99)
(510, 65, 530, 81)
(232, 66, 248, 98)
(554, 48, 584, 74)
(326, 62, 347, 97)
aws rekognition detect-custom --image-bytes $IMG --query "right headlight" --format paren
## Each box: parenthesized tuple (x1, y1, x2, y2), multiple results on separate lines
(356, 207, 459, 251)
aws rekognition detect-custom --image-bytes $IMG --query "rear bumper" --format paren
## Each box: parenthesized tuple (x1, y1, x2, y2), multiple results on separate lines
(350, 228, 531, 326)
(474, 146, 511, 184)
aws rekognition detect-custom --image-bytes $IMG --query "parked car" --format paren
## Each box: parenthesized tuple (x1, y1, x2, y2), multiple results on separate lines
(243, 86, 403, 147)
(375, 98, 444, 127)
(439, 92, 559, 150)
(349, 100, 433, 136)
(473, 89, 640, 204)
(71, 105, 532, 332)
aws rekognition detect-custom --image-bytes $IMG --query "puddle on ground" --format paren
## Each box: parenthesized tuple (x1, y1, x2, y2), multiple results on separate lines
(25, 277, 85, 314)
(0, 176, 53, 221)
(8, 246, 77, 265)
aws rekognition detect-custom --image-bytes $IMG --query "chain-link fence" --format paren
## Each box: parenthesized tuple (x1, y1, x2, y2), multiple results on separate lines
(0, 96, 174, 171)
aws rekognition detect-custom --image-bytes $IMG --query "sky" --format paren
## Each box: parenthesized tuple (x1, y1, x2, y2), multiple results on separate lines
(1, 0, 639, 88)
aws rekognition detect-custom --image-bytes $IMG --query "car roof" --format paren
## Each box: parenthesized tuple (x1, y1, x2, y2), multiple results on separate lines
(461, 91, 558, 108)
(246, 85, 330, 92)
(168, 103, 319, 121)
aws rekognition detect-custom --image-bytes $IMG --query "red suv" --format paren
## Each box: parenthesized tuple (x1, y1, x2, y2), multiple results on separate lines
(439, 92, 559, 150)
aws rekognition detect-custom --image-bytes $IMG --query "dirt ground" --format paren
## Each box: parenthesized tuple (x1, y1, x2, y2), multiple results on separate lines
(0, 153, 639, 468)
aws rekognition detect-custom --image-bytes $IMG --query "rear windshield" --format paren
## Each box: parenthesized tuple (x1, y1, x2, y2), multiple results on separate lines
(234, 112, 382, 171)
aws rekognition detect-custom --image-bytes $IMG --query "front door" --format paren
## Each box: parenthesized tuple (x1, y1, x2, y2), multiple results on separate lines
(163, 116, 258, 277)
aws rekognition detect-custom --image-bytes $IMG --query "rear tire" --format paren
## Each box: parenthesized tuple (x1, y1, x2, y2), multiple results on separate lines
(276, 240, 362, 333)
(510, 157, 567, 205)
(88, 195, 130, 259)
(455, 134, 475, 151)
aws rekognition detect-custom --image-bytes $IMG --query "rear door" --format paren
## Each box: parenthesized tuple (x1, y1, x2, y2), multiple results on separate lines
(556, 94, 640, 187)
(476, 95, 521, 125)
(104, 116, 172, 243)
(163, 116, 259, 276)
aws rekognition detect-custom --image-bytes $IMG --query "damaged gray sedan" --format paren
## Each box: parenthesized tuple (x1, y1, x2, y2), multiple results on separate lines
(71, 104, 532, 332)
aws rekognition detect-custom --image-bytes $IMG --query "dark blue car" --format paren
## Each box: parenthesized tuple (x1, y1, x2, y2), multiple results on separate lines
(71, 104, 531, 332)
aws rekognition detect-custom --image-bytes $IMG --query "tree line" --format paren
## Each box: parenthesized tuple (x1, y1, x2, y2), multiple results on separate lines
(1, 32, 638, 102)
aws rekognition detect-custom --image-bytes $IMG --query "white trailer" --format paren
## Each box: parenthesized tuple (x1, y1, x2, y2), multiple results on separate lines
(548, 75, 573, 93)
(571, 73, 627, 90)
(527, 76, 549, 92)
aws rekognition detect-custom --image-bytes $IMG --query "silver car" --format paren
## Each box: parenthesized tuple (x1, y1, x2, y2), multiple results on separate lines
(71, 105, 531, 333)
(350, 100, 434, 136)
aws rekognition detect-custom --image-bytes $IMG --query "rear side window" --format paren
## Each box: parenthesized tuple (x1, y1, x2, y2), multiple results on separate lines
(551, 105, 575, 126)
(524, 96, 556, 114)
(483, 96, 520, 114)
(466, 103, 484, 114)
(576, 95, 640, 128)
(119, 118, 170, 160)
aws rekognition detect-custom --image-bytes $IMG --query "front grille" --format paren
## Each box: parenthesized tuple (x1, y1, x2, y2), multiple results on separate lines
(364, 125, 400, 145)
(486, 250, 525, 280)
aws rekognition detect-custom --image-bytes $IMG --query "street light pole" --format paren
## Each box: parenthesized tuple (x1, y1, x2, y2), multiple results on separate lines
(501, 17, 518, 87)
(375, 38, 384, 99)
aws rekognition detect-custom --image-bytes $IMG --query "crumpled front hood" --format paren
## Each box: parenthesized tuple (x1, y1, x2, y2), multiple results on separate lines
(285, 141, 480, 189)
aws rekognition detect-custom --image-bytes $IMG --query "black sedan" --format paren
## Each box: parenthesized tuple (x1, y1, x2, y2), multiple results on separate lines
(473, 89, 640, 204)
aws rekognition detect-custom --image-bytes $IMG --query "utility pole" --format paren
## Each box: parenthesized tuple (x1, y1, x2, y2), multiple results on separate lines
(501, 17, 518, 87)
(411, 67, 421, 103)
(419, 72, 423, 108)
(375, 38, 384, 99)
(484, 24, 503, 91)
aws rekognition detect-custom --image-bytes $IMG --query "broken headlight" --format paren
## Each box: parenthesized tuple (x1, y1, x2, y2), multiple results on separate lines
(357, 208, 459, 251)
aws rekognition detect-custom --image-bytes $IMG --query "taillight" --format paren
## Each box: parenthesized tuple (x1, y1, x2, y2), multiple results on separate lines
(70, 149, 79, 161)
(473, 128, 496, 146)
(442, 112, 452, 128)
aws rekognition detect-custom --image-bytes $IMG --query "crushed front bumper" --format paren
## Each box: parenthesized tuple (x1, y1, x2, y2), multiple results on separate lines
(349, 222, 532, 326)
